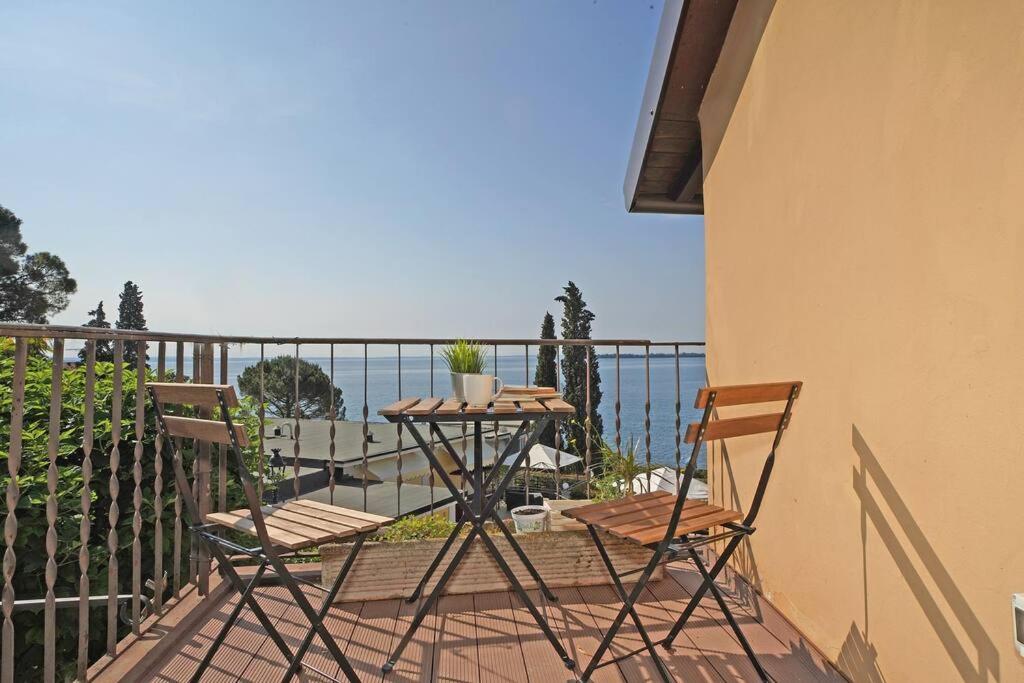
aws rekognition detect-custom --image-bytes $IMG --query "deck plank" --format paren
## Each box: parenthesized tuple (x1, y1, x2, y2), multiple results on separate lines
(434, 594, 480, 682)
(152, 585, 292, 683)
(664, 562, 847, 682)
(509, 590, 577, 683)
(473, 591, 529, 683)
(117, 560, 845, 682)
(547, 587, 625, 683)
(345, 598, 403, 680)
(579, 583, 723, 682)
(385, 595, 439, 683)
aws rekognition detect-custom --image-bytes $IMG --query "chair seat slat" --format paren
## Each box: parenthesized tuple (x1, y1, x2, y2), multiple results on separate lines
(289, 498, 394, 526)
(205, 512, 313, 550)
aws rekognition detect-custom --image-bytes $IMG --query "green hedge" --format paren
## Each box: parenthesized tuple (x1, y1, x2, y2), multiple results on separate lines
(0, 338, 262, 680)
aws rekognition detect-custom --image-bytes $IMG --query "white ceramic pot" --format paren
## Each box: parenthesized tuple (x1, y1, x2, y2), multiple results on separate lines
(461, 374, 503, 407)
(511, 505, 550, 533)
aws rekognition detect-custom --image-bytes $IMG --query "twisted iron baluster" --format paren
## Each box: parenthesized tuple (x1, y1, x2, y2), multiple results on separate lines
(329, 344, 336, 505)
(77, 340, 96, 680)
(293, 345, 301, 501)
(44, 338, 63, 680)
(107, 339, 123, 653)
(132, 341, 146, 633)
(2, 338, 27, 683)
(645, 344, 652, 493)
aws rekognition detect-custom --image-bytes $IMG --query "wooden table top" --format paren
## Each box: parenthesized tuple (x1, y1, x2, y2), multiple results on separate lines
(378, 396, 575, 422)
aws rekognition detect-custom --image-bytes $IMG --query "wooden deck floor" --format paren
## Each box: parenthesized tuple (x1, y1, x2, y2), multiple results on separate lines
(104, 561, 846, 682)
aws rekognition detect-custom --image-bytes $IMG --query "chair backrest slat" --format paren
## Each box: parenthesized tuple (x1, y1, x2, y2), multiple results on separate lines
(684, 412, 788, 443)
(163, 415, 250, 447)
(149, 382, 240, 409)
(693, 381, 801, 409)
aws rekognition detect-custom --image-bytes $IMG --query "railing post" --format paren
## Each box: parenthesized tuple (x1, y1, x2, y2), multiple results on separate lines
(2, 338, 27, 683)
(218, 343, 228, 513)
(196, 342, 214, 595)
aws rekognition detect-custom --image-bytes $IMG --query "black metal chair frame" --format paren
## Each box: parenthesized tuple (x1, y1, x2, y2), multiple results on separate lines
(148, 385, 371, 683)
(381, 413, 576, 673)
(577, 384, 801, 683)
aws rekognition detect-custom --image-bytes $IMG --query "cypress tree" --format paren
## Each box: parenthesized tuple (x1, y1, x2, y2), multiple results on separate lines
(79, 301, 113, 363)
(116, 280, 148, 366)
(555, 281, 603, 455)
(534, 311, 558, 446)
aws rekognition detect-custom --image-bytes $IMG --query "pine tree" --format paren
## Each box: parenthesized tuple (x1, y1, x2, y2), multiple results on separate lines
(116, 281, 148, 366)
(556, 282, 603, 455)
(79, 301, 113, 363)
(534, 312, 558, 446)
(0, 204, 77, 323)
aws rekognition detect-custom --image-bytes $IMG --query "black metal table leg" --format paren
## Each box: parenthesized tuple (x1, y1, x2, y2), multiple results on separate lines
(384, 415, 574, 674)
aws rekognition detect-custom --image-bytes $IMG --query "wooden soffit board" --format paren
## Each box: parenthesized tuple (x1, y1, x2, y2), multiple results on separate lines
(624, 0, 737, 215)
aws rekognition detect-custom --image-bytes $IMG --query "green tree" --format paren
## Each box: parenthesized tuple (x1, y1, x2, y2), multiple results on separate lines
(0, 204, 77, 323)
(556, 281, 603, 453)
(237, 356, 345, 419)
(116, 281, 148, 366)
(78, 300, 114, 363)
(534, 311, 558, 446)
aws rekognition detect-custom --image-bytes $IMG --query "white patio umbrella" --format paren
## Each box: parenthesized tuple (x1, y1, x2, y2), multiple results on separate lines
(628, 466, 708, 501)
(504, 443, 582, 470)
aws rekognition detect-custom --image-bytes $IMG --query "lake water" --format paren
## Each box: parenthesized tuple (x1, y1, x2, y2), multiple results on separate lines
(210, 354, 707, 469)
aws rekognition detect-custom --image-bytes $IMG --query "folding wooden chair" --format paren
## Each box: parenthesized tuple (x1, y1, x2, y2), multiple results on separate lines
(147, 383, 394, 683)
(562, 381, 802, 682)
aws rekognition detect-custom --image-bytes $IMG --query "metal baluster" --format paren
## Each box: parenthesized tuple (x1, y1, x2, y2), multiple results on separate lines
(362, 345, 369, 512)
(554, 344, 561, 496)
(77, 340, 95, 680)
(2, 338, 27, 683)
(44, 338, 62, 681)
(674, 344, 682, 489)
(429, 344, 435, 513)
(494, 345, 500, 502)
(396, 344, 402, 517)
(293, 346, 301, 501)
(153, 342, 166, 614)
(329, 344, 336, 505)
(258, 343, 266, 501)
(615, 345, 622, 459)
(645, 344, 652, 493)
(173, 342, 184, 598)
(218, 343, 228, 512)
(132, 341, 146, 634)
(189, 343, 200, 586)
(523, 344, 530, 500)
(585, 344, 592, 498)
(107, 339, 123, 654)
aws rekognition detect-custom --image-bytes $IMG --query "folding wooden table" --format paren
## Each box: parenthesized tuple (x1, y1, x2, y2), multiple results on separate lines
(377, 395, 578, 674)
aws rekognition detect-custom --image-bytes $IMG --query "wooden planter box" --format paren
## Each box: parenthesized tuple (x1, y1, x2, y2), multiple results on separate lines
(321, 527, 663, 603)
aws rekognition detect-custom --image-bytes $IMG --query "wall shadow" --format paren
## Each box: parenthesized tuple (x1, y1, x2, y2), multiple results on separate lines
(851, 424, 999, 682)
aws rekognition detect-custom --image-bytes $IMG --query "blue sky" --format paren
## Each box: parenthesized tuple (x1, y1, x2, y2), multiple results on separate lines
(0, 1, 704, 345)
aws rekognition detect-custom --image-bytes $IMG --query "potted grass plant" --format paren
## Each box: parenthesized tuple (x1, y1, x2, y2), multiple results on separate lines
(440, 339, 495, 404)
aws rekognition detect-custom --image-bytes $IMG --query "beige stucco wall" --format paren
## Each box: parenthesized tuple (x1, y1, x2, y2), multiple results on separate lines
(699, 1, 1024, 681)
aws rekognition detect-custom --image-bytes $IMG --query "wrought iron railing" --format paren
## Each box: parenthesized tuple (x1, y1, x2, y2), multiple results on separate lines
(0, 323, 703, 681)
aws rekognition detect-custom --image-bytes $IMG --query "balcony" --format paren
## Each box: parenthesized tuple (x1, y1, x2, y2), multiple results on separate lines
(0, 324, 843, 681)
